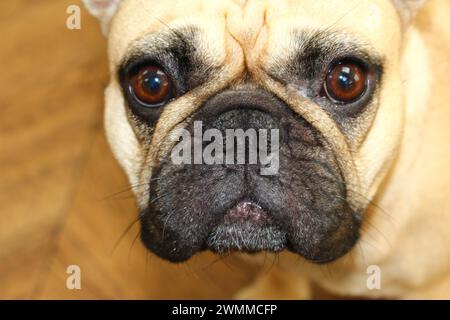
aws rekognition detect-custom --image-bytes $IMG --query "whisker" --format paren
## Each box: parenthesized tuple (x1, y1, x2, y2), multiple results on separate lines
(319, 1, 363, 35)
(161, 210, 176, 241)
(128, 229, 141, 265)
(110, 216, 141, 255)
(102, 178, 161, 200)
(303, 167, 397, 225)
(203, 253, 234, 273)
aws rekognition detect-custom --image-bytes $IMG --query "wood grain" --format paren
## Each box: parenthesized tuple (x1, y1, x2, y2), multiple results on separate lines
(0, 0, 256, 299)
(2, 0, 449, 300)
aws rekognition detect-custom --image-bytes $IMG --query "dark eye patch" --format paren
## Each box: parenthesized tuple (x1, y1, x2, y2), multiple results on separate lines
(266, 29, 384, 117)
(117, 26, 216, 127)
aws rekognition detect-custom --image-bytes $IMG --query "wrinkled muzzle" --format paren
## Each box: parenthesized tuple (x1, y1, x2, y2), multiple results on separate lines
(140, 88, 361, 263)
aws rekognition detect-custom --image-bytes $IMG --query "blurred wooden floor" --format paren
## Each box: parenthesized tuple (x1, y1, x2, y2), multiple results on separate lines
(2, 0, 449, 300)
(0, 0, 257, 299)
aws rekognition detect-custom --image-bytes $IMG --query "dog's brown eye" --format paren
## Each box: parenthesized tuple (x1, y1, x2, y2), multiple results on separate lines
(129, 66, 173, 107)
(324, 61, 368, 103)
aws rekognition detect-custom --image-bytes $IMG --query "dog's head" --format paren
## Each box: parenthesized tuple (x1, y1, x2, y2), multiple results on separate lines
(84, 0, 426, 263)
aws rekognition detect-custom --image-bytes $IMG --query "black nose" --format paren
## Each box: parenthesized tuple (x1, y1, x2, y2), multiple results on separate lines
(196, 89, 285, 126)
(212, 108, 278, 161)
(210, 108, 278, 132)
(194, 89, 285, 163)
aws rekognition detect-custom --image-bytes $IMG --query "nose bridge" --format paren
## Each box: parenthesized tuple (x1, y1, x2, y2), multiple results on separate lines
(193, 89, 286, 157)
(225, 0, 268, 71)
(194, 89, 286, 125)
(212, 108, 278, 133)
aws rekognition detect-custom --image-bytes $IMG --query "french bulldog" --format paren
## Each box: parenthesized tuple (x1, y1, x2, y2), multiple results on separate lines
(83, 0, 450, 299)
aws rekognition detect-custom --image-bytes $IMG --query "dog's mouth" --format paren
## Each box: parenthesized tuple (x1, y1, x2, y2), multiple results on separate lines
(205, 200, 287, 254)
(224, 201, 270, 224)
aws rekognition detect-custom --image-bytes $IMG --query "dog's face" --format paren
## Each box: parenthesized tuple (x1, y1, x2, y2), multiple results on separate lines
(85, 0, 425, 263)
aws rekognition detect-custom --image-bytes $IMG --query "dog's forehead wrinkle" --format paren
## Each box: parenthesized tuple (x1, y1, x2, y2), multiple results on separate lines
(230, 0, 250, 8)
(224, 0, 268, 66)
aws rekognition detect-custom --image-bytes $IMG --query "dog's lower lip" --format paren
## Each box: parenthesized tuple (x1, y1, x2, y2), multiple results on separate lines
(224, 200, 271, 224)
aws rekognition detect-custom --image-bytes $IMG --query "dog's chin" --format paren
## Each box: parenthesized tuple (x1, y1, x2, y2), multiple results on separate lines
(139, 196, 360, 264)
(139, 199, 287, 263)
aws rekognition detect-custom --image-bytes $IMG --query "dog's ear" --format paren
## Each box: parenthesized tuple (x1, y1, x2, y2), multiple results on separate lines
(82, 0, 122, 35)
(392, 0, 427, 27)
